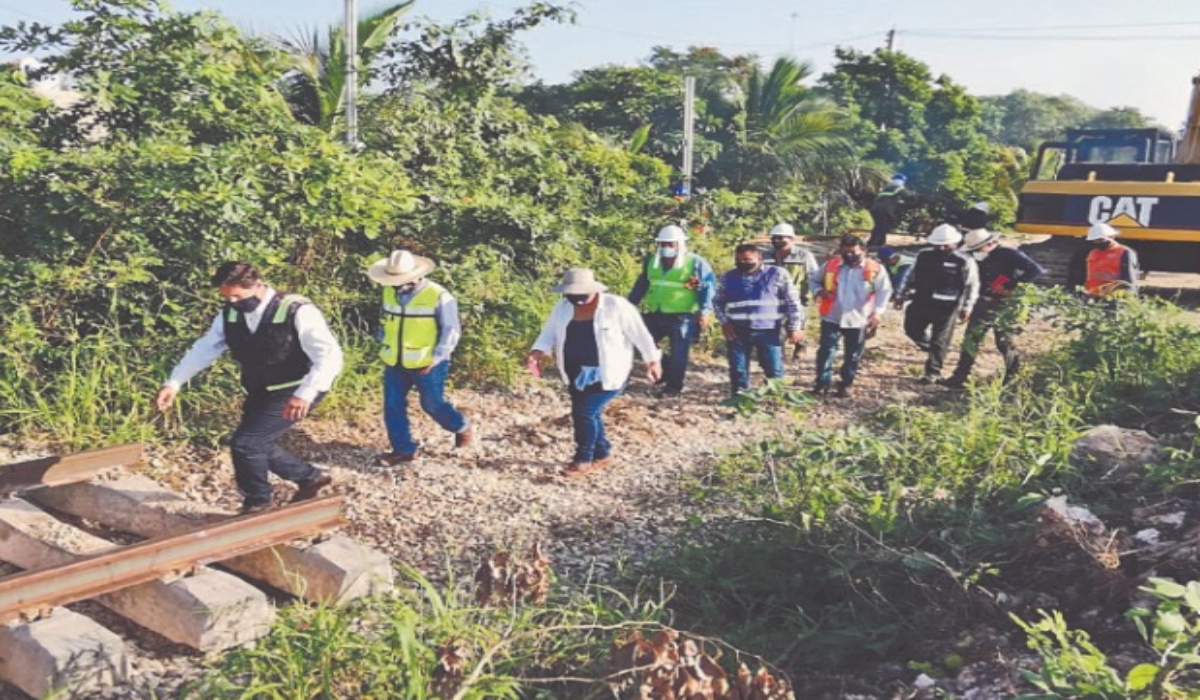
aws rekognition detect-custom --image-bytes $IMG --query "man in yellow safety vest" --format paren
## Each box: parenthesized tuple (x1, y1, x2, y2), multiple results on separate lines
(368, 250, 472, 465)
(628, 224, 717, 397)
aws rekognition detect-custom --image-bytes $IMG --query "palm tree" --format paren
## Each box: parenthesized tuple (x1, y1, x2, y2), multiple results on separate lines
(718, 57, 856, 190)
(277, 1, 412, 131)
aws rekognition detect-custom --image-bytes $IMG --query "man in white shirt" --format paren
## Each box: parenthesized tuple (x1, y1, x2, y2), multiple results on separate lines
(810, 234, 893, 398)
(154, 262, 343, 514)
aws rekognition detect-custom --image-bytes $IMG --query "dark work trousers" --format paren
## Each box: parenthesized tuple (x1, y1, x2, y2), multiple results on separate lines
(868, 212, 896, 248)
(643, 312, 697, 392)
(229, 389, 325, 507)
(950, 302, 1020, 383)
(904, 301, 959, 377)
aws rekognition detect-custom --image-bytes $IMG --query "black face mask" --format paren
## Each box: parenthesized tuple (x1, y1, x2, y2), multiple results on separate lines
(565, 294, 593, 306)
(1092, 239, 1113, 250)
(394, 282, 417, 294)
(842, 253, 862, 267)
(229, 296, 262, 313)
(736, 261, 760, 274)
(770, 238, 789, 250)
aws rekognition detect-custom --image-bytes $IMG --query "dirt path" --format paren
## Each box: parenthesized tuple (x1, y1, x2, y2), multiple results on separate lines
(132, 315, 1014, 585)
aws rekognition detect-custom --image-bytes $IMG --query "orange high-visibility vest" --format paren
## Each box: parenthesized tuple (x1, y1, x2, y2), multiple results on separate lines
(818, 256, 881, 316)
(1085, 243, 1128, 297)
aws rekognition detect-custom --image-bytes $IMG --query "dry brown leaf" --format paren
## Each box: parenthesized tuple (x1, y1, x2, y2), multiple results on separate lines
(430, 640, 467, 699)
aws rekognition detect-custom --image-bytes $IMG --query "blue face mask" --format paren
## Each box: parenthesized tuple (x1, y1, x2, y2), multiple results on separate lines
(660, 247, 678, 259)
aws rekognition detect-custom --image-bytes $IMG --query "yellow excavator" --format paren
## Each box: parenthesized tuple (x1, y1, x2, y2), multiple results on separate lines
(1015, 72, 1200, 279)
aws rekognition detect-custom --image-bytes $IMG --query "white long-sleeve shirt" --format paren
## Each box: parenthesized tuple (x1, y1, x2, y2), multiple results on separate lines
(164, 288, 344, 402)
(811, 261, 893, 329)
(531, 294, 662, 391)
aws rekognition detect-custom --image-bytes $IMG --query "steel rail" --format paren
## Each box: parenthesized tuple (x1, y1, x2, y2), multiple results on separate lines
(0, 496, 345, 623)
(0, 443, 143, 496)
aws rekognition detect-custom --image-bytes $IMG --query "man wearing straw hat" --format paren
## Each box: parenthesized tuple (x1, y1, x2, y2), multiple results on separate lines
(940, 228, 1044, 388)
(527, 268, 661, 477)
(368, 250, 472, 465)
(155, 261, 342, 514)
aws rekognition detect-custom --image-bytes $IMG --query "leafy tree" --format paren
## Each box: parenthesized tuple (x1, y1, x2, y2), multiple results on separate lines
(708, 57, 851, 191)
(819, 48, 935, 164)
(1, 0, 294, 147)
(979, 91, 1157, 153)
(377, 2, 574, 103)
(0, 0, 413, 337)
(517, 65, 723, 172)
(979, 89, 1095, 152)
(1084, 106, 1157, 131)
(819, 47, 1023, 227)
(276, 1, 412, 131)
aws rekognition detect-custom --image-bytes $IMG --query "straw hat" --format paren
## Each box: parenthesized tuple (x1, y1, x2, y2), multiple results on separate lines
(367, 250, 436, 286)
(551, 268, 608, 294)
(963, 228, 1001, 252)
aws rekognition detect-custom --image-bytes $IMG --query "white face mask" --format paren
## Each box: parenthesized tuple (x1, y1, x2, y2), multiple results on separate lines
(660, 247, 678, 259)
(972, 250, 990, 261)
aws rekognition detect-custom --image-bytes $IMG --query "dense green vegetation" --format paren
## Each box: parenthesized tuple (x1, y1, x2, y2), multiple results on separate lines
(0, 2, 1191, 697)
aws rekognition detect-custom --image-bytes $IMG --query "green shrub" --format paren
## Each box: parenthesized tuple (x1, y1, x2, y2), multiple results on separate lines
(190, 566, 669, 699)
(1014, 577, 1200, 699)
(663, 378, 1089, 668)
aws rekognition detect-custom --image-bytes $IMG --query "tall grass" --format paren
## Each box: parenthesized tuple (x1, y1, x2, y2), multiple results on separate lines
(189, 566, 669, 699)
(659, 292, 1200, 670)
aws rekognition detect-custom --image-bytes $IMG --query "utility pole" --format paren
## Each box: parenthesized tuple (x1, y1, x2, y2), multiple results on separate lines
(681, 75, 696, 198)
(344, 0, 359, 148)
(885, 27, 896, 51)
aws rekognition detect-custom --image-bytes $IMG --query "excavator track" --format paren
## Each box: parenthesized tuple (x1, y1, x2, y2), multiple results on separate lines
(1016, 235, 1080, 286)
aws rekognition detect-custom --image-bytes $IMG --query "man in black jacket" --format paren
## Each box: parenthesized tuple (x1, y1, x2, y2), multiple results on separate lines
(941, 230, 1045, 388)
(900, 224, 979, 383)
(154, 262, 343, 513)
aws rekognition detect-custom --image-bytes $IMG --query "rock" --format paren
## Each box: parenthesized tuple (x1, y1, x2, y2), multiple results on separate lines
(1071, 425, 1161, 483)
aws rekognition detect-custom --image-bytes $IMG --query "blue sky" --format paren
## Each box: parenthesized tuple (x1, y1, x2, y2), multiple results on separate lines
(13, 0, 1200, 127)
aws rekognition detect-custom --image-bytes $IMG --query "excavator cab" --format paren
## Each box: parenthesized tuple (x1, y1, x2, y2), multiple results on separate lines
(1030, 128, 1184, 180)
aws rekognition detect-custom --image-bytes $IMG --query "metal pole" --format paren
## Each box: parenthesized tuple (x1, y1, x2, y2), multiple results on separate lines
(344, 0, 358, 148)
(682, 76, 696, 196)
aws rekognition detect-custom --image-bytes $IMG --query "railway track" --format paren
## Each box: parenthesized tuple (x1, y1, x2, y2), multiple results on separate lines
(0, 445, 394, 699)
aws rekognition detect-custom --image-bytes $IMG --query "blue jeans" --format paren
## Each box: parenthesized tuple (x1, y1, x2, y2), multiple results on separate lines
(230, 390, 326, 507)
(569, 386, 621, 463)
(383, 362, 468, 456)
(815, 320, 867, 388)
(726, 326, 784, 394)
(643, 312, 696, 391)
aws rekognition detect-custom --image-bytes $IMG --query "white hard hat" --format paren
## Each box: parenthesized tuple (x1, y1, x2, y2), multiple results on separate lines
(963, 228, 1000, 251)
(1086, 223, 1120, 241)
(655, 225, 687, 243)
(768, 222, 796, 239)
(927, 223, 963, 246)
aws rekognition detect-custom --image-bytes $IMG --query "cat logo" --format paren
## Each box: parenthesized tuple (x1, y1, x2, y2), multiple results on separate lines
(1087, 196, 1158, 228)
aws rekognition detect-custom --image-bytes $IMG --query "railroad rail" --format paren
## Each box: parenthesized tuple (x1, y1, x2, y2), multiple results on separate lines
(0, 495, 345, 624)
(0, 442, 143, 496)
(0, 445, 391, 700)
